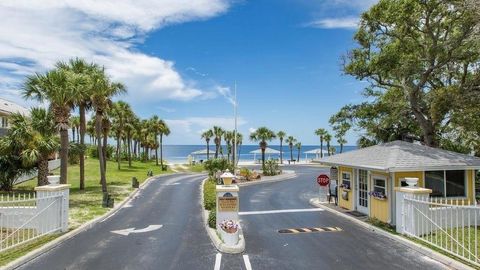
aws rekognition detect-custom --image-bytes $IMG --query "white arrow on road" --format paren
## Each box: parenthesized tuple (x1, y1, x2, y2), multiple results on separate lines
(111, 225, 163, 236)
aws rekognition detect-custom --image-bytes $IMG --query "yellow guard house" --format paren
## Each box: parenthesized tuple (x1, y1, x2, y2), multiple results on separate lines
(316, 141, 480, 226)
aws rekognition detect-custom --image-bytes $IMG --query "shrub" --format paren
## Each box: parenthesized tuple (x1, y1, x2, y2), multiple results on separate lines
(239, 167, 252, 181)
(263, 160, 281, 176)
(203, 179, 216, 211)
(87, 145, 114, 160)
(68, 142, 85, 165)
(208, 210, 216, 229)
(203, 158, 234, 178)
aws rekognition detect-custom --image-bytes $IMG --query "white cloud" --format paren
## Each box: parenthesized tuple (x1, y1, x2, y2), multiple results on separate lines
(0, 0, 232, 103)
(307, 17, 359, 29)
(248, 127, 257, 134)
(165, 116, 247, 139)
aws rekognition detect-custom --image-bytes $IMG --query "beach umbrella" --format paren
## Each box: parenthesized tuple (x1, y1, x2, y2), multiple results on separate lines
(304, 148, 329, 160)
(250, 147, 280, 160)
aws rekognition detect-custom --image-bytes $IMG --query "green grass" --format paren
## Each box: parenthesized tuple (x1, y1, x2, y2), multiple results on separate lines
(423, 227, 480, 262)
(0, 158, 172, 267)
(189, 163, 206, 173)
(14, 158, 172, 228)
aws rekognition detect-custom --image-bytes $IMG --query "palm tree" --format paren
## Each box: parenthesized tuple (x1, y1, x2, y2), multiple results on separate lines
(213, 126, 224, 159)
(111, 101, 130, 169)
(337, 137, 347, 153)
(0, 108, 58, 186)
(329, 146, 336, 155)
(70, 115, 80, 142)
(57, 58, 98, 190)
(249, 127, 276, 170)
(286, 136, 296, 162)
(295, 142, 302, 163)
(277, 131, 286, 164)
(149, 115, 162, 166)
(233, 132, 243, 165)
(315, 128, 328, 158)
(23, 68, 82, 184)
(201, 129, 213, 160)
(224, 131, 234, 163)
(158, 119, 170, 170)
(90, 68, 126, 193)
(324, 133, 332, 156)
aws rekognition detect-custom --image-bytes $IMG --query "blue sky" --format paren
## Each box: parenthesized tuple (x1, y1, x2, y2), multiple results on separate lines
(0, 0, 377, 145)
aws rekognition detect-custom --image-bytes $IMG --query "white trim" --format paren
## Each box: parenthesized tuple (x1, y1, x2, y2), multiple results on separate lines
(372, 174, 387, 196)
(316, 161, 480, 173)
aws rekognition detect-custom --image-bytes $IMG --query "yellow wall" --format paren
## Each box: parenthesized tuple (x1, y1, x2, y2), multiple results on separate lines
(338, 166, 354, 210)
(394, 171, 424, 187)
(370, 197, 389, 223)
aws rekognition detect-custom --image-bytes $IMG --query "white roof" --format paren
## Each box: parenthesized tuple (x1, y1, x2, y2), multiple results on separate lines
(316, 140, 480, 172)
(304, 148, 329, 154)
(0, 98, 29, 116)
(250, 147, 280, 154)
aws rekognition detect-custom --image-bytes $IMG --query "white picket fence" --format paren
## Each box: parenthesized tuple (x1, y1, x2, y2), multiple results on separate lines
(0, 185, 69, 252)
(402, 195, 480, 266)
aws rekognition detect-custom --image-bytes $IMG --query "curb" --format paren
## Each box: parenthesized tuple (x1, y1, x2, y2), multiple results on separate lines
(236, 171, 297, 187)
(200, 178, 245, 254)
(308, 198, 474, 270)
(3, 173, 176, 270)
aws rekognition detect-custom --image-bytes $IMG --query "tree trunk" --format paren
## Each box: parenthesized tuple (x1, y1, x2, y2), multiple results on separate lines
(117, 134, 121, 170)
(408, 89, 438, 147)
(59, 127, 69, 184)
(297, 148, 300, 162)
(76, 127, 79, 143)
(261, 148, 266, 171)
(103, 134, 108, 172)
(280, 140, 283, 164)
(206, 141, 210, 160)
(79, 105, 86, 190)
(155, 134, 159, 166)
(95, 113, 107, 193)
(320, 139, 324, 158)
(37, 156, 49, 186)
(215, 142, 219, 159)
(127, 132, 132, 167)
(160, 134, 164, 169)
(72, 128, 75, 143)
(290, 146, 293, 161)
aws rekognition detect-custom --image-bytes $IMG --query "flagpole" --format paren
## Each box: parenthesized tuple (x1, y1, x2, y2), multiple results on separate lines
(233, 81, 237, 175)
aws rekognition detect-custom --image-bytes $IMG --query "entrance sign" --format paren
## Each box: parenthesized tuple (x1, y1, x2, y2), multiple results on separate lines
(317, 174, 330, 186)
(218, 193, 239, 212)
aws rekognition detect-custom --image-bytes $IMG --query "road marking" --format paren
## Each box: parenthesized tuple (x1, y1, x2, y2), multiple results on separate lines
(214, 253, 222, 270)
(111, 225, 163, 236)
(278, 227, 342, 234)
(243, 255, 252, 270)
(239, 208, 324, 216)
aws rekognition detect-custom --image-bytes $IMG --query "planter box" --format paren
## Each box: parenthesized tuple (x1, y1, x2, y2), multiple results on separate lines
(220, 229, 239, 246)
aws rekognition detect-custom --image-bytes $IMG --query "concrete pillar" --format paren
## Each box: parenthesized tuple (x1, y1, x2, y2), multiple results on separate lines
(395, 183, 431, 236)
(216, 185, 239, 231)
(35, 184, 70, 232)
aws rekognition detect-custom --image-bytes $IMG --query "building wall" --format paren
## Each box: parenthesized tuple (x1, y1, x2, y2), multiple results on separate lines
(338, 166, 354, 210)
(369, 170, 390, 223)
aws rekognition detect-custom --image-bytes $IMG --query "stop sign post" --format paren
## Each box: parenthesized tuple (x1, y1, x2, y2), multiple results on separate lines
(317, 174, 330, 202)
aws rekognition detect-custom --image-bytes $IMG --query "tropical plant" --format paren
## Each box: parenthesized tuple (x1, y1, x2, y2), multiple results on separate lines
(57, 58, 98, 190)
(249, 127, 276, 170)
(23, 68, 83, 184)
(277, 131, 286, 164)
(0, 108, 58, 187)
(110, 101, 131, 169)
(324, 133, 332, 156)
(201, 129, 214, 160)
(70, 115, 80, 143)
(203, 158, 233, 178)
(295, 142, 302, 162)
(233, 132, 243, 165)
(286, 136, 296, 162)
(337, 137, 347, 153)
(213, 126, 224, 159)
(158, 119, 170, 170)
(90, 68, 126, 193)
(263, 160, 281, 176)
(314, 128, 328, 158)
(224, 131, 234, 163)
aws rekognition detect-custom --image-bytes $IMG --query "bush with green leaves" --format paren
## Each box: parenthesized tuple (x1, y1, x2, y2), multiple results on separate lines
(203, 158, 234, 178)
(208, 210, 216, 229)
(87, 145, 115, 160)
(263, 159, 281, 176)
(68, 142, 86, 165)
(203, 179, 216, 211)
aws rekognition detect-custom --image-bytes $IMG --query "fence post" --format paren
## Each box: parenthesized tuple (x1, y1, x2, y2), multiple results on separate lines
(35, 184, 70, 233)
(395, 179, 431, 236)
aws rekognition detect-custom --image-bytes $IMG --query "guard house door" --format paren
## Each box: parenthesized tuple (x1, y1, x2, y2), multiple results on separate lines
(356, 169, 369, 214)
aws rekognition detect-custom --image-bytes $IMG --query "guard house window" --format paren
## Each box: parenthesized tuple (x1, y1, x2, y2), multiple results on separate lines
(373, 178, 386, 196)
(342, 172, 351, 189)
(425, 170, 466, 197)
(1, 117, 7, 128)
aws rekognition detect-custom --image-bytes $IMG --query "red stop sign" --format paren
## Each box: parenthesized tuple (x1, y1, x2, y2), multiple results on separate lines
(317, 174, 330, 186)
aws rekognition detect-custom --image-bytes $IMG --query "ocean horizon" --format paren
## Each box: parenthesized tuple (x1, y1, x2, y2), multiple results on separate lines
(160, 144, 357, 164)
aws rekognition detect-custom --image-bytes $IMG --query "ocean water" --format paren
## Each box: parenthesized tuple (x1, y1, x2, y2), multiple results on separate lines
(162, 145, 357, 164)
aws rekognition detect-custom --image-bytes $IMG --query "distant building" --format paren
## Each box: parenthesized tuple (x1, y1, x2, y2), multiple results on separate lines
(0, 97, 29, 137)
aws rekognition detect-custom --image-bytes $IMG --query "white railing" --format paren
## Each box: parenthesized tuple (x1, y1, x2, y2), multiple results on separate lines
(403, 195, 480, 266)
(0, 184, 69, 252)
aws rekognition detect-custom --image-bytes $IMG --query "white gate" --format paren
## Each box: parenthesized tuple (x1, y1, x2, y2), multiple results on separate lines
(0, 184, 69, 252)
(402, 195, 480, 266)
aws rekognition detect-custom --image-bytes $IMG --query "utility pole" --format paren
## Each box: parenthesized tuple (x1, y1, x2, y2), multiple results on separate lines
(233, 81, 237, 174)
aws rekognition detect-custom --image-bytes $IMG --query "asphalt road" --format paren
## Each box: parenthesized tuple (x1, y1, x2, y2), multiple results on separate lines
(17, 167, 447, 270)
